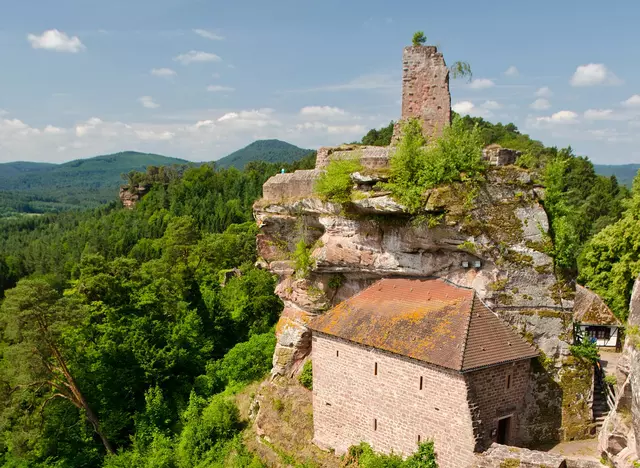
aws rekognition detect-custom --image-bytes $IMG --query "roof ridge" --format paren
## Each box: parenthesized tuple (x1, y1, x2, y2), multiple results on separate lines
(457, 292, 476, 371)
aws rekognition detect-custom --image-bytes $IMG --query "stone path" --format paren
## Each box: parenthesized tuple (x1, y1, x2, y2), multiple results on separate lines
(600, 350, 622, 373)
(547, 438, 601, 462)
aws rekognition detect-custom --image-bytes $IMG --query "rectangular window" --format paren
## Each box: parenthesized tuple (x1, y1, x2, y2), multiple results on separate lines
(506, 374, 512, 390)
(336, 350, 339, 357)
(419, 376, 423, 390)
(374, 418, 377, 431)
(417, 435, 421, 443)
(374, 362, 378, 376)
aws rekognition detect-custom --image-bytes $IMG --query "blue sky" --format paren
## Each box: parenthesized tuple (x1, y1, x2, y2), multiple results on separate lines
(1, 0, 639, 164)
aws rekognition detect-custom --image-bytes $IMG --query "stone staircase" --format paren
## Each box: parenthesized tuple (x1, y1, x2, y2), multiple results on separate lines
(592, 375, 610, 430)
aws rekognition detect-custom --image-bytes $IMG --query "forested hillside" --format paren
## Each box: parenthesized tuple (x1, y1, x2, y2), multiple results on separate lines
(0, 156, 314, 467)
(214, 139, 313, 170)
(0, 152, 191, 217)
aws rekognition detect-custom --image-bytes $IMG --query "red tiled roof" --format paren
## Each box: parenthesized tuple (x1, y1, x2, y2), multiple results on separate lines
(310, 278, 538, 372)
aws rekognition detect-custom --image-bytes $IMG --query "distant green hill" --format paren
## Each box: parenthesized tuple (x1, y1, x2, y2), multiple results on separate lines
(0, 151, 191, 217)
(594, 164, 640, 187)
(215, 139, 313, 169)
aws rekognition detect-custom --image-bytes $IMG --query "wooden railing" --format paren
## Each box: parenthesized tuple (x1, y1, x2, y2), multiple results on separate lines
(595, 359, 616, 411)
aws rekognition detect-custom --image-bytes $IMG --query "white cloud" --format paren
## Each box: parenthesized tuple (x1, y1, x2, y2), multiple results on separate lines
(536, 110, 579, 124)
(135, 130, 174, 141)
(504, 66, 519, 77)
(151, 68, 177, 77)
(174, 51, 221, 65)
(535, 87, 552, 97)
(193, 29, 224, 40)
(27, 29, 85, 53)
(206, 85, 235, 92)
(584, 109, 615, 120)
(0, 109, 7, 116)
(0, 107, 389, 164)
(452, 101, 475, 114)
(214, 109, 279, 129)
(451, 101, 495, 118)
(138, 96, 160, 109)
(43, 125, 66, 135)
(482, 100, 501, 110)
(622, 95, 640, 107)
(530, 99, 551, 110)
(299, 106, 347, 119)
(468, 78, 495, 90)
(211, 72, 221, 79)
(294, 122, 365, 136)
(570, 63, 622, 87)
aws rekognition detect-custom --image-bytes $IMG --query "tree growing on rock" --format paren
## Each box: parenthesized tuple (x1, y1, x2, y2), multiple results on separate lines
(412, 31, 427, 46)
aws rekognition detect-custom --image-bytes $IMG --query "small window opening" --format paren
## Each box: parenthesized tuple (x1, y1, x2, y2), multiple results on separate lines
(374, 418, 377, 431)
(506, 374, 512, 390)
(374, 362, 378, 375)
(336, 350, 339, 357)
(417, 435, 421, 443)
(419, 376, 423, 390)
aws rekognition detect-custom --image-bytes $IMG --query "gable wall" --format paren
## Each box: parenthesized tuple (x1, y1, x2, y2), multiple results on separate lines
(465, 360, 532, 450)
(312, 332, 477, 468)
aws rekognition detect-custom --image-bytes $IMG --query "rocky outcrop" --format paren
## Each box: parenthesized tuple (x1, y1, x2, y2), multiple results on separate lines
(599, 277, 640, 466)
(253, 159, 590, 444)
(119, 184, 149, 209)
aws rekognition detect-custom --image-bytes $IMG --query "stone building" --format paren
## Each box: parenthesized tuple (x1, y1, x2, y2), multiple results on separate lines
(310, 278, 538, 468)
(399, 45, 451, 140)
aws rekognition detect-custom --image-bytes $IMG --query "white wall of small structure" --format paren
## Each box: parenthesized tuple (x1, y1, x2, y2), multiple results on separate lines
(578, 325, 618, 347)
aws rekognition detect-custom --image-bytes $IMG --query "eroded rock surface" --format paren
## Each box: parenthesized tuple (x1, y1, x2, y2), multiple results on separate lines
(599, 276, 640, 466)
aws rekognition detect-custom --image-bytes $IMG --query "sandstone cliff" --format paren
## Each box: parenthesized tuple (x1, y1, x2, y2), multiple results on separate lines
(599, 277, 640, 466)
(254, 156, 593, 445)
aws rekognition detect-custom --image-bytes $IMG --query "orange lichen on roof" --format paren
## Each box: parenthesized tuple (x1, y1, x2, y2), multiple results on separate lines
(310, 278, 538, 372)
(573, 284, 621, 326)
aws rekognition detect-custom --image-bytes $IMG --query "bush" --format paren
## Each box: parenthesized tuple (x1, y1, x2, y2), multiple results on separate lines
(175, 394, 241, 468)
(314, 157, 363, 204)
(604, 374, 617, 386)
(570, 340, 600, 363)
(298, 360, 313, 390)
(209, 331, 277, 392)
(385, 118, 485, 214)
(292, 239, 314, 278)
(343, 442, 437, 468)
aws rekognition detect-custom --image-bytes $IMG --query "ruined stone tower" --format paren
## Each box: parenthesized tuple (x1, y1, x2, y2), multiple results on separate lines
(400, 45, 451, 140)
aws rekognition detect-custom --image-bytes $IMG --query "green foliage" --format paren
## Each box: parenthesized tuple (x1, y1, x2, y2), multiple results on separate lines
(314, 157, 363, 204)
(412, 31, 427, 46)
(578, 170, 640, 320)
(604, 375, 617, 386)
(449, 61, 472, 81)
(207, 332, 276, 392)
(0, 154, 309, 466)
(569, 340, 600, 363)
(293, 240, 314, 279)
(344, 442, 437, 468)
(385, 117, 485, 214)
(361, 122, 395, 147)
(298, 360, 313, 390)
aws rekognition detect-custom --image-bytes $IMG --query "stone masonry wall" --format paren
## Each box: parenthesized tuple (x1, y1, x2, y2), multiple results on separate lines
(261, 170, 322, 202)
(312, 332, 478, 468)
(400, 45, 451, 140)
(466, 361, 531, 449)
